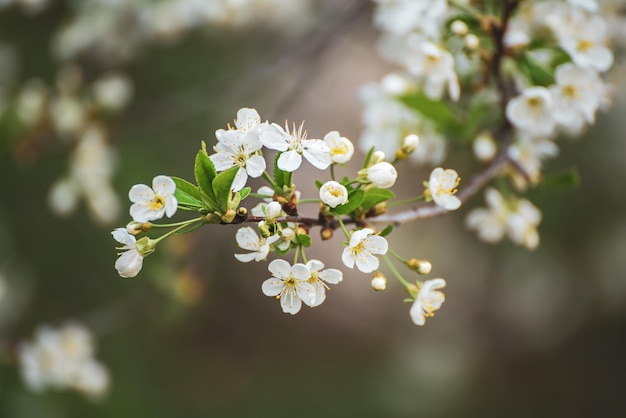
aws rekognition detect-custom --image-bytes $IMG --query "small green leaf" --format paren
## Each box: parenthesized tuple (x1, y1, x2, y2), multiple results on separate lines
(212, 166, 239, 210)
(273, 153, 286, 192)
(520, 53, 554, 86)
(362, 146, 375, 168)
(315, 180, 323, 189)
(296, 234, 312, 248)
(194, 142, 217, 202)
(239, 187, 251, 200)
(174, 188, 203, 209)
(172, 176, 201, 199)
(332, 189, 365, 215)
(361, 187, 395, 210)
(275, 246, 291, 257)
(379, 224, 394, 237)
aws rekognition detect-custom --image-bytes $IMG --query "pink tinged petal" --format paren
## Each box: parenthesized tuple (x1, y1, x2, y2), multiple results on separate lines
(245, 154, 266, 178)
(234, 252, 258, 263)
(235, 227, 261, 251)
(319, 269, 343, 284)
(112, 228, 136, 247)
(364, 235, 388, 255)
(231, 167, 248, 192)
(115, 250, 143, 278)
(341, 247, 355, 269)
(130, 202, 163, 222)
(410, 300, 426, 326)
(261, 278, 284, 297)
(268, 259, 292, 280)
(281, 288, 302, 315)
(128, 184, 153, 203)
(210, 152, 236, 171)
(277, 150, 302, 172)
(355, 251, 379, 273)
(165, 195, 178, 217)
(291, 263, 311, 281)
(152, 175, 176, 195)
(296, 282, 316, 307)
(260, 124, 289, 151)
(303, 140, 331, 170)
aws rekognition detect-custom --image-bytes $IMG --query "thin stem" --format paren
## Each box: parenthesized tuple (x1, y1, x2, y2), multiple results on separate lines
(387, 195, 426, 208)
(388, 248, 407, 264)
(299, 246, 308, 264)
(297, 198, 321, 204)
(293, 246, 300, 264)
(153, 219, 202, 244)
(330, 164, 336, 181)
(262, 171, 276, 188)
(383, 254, 411, 288)
(336, 217, 350, 239)
(149, 217, 203, 228)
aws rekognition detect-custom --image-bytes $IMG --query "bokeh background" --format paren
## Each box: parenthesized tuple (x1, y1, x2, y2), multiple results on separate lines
(1, 1, 626, 417)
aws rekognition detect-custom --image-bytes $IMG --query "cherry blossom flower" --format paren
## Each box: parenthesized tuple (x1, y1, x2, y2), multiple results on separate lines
(560, 15, 613, 72)
(506, 87, 555, 139)
(428, 167, 461, 210)
(128, 175, 177, 222)
(304, 260, 343, 307)
(261, 259, 316, 315)
(234, 226, 280, 262)
(323, 131, 354, 164)
(405, 37, 460, 101)
(410, 278, 446, 326)
(367, 162, 398, 189)
(111, 228, 144, 278)
(260, 121, 330, 172)
(342, 228, 388, 273)
(319, 181, 348, 208)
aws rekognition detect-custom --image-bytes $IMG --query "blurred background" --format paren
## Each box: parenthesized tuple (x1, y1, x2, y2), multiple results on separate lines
(1, 0, 626, 417)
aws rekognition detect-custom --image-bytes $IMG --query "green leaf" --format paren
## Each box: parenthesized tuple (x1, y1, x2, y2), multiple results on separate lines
(239, 187, 251, 201)
(361, 187, 395, 210)
(296, 234, 312, 248)
(362, 146, 375, 168)
(194, 142, 217, 202)
(315, 180, 323, 189)
(332, 189, 365, 215)
(273, 153, 286, 192)
(379, 224, 394, 237)
(400, 92, 457, 127)
(542, 168, 580, 191)
(520, 53, 554, 86)
(275, 246, 292, 257)
(212, 166, 239, 210)
(172, 176, 203, 208)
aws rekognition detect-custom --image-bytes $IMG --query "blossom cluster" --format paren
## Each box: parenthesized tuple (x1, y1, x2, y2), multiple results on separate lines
(112, 107, 457, 325)
(18, 322, 110, 400)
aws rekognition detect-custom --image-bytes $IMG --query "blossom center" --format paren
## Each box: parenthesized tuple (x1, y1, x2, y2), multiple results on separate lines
(577, 39, 594, 52)
(562, 85, 579, 99)
(437, 175, 460, 196)
(150, 195, 165, 210)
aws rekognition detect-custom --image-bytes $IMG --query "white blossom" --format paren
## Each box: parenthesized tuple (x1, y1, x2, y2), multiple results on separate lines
(507, 137, 559, 188)
(260, 121, 330, 172)
(91, 73, 133, 111)
(560, 15, 613, 72)
(304, 260, 343, 307)
(261, 259, 316, 315)
(128, 175, 177, 222)
(234, 226, 279, 262)
(342, 228, 388, 273)
(506, 86, 555, 139)
(473, 132, 497, 162)
(323, 131, 354, 164)
(405, 37, 460, 101)
(410, 278, 446, 326)
(428, 167, 461, 210)
(111, 228, 143, 278)
(367, 162, 398, 189)
(319, 181, 348, 208)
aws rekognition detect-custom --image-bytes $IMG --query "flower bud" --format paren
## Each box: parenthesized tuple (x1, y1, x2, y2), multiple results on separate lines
(402, 134, 419, 154)
(367, 162, 398, 189)
(135, 237, 156, 257)
(320, 227, 334, 241)
(407, 258, 432, 275)
(381, 73, 410, 95)
(265, 201, 282, 221)
(236, 207, 248, 217)
(371, 272, 387, 291)
(464, 33, 480, 51)
(371, 150, 386, 165)
(126, 221, 151, 235)
(319, 181, 348, 208)
(258, 220, 271, 237)
(473, 132, 497, 162)
(451, 20, 468, 36)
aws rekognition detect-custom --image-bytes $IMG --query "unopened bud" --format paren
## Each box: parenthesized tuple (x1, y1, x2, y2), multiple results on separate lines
(451, 20, 468, 36)
(407, 258, 432, 275)
(320, 227, 334, 241)
(402, 134, 419, 154)
(236, 207, 248, 217)
(265, 201, 282, 221)
(367, 202, 388, 217)
(473, 132, 497, 162)
(126, 221, 151, 235)
(258, 220, 271, 237)
(296, 225, 308, 236)
(464, 33, 480, 51)
(221, 209, 236, 223)
(371, 150, 386, 165)
(371, 272, 387, 291)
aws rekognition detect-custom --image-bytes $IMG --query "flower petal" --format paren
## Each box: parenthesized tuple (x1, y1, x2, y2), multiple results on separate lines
(355, 251, 379, 273)
(260, 123, 289, 151)
(303, 140, 331, 170)
(277, 150, 302, 172)
(319, 268, 343, 284)
(234, 252, 258, 263)
(115, 251, 143, 278)
(235, 227, 260, 251)
(128, 184, 153, 203)
(111, 228, 135, 247)
(231, 167, 248, 192)
(261, 278, 284, 297)
(245, 154, 266, 178)
(164, 195, 178, 217)
(280, 289, 303, 315)
(341, 247, 355, 269)
(152, 175, 175, 195)
(268, 259, 291, 280)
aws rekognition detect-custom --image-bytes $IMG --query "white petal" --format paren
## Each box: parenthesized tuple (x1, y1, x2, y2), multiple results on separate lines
(355, 251, 379, 273)
(349, 228, 372, 248)
(236, 108, 261, 130)
(235, 227, 260, 251)
(409, 300, 426, 326)
(364, 235, 388, 255)
(296, 282, 317, 307)
(303, 140, 331, 170)
(319, 269, 343, 284)
(234, 252, 258, 263)
(165, 195, 178, 217)
(261, 278, 284, 297)
(128, 184, 153, 203)
(306, 259, 325, 273)
(281, 288, 302, 314)
(152, 175, 175, 195)
(231, 167, 248, 192)
(245, 154, 266, 178)
(341, 247, 355, 269)
(268, 259, 291, 279)
(277, 150, 302, 172)
(291, 263, 311, 281)
(210, 152, 236, 172)
(260, 123, 289, 151)
(115, 251, 143, 278)
(130, 202, 163, 223)
(111, 228, 135, 247)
